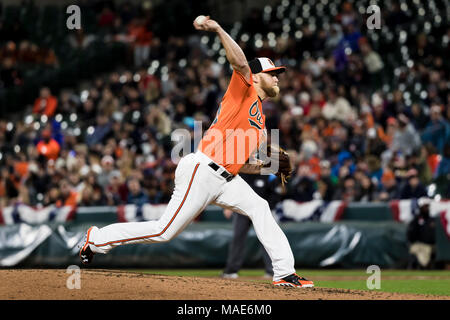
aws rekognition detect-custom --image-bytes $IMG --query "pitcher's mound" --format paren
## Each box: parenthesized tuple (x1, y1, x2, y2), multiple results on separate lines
(0, 269, 445, 300)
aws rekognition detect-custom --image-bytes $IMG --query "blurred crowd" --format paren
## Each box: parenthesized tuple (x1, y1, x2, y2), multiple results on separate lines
(0, 0, 449, 208)
(0, 40, 59, 88)
(0, 0, 154, 90)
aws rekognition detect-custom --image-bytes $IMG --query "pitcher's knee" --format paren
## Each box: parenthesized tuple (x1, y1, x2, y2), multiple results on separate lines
(157, 231, 176, 242)
(260, 199, 271, 212)
(249, 199, 271, 217)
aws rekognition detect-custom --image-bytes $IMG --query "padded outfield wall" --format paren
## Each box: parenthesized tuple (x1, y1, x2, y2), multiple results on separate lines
(0, 203, 449, 268)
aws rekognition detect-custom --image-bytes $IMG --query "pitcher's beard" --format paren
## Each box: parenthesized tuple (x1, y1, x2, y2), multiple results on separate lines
(266, 85, 280, 98)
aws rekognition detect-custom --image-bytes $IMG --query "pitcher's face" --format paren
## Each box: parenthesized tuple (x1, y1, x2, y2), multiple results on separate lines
(258, 72, 280, 98)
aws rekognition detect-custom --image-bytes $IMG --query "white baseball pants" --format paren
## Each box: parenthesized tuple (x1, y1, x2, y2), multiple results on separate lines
(87, 151, 296, 280)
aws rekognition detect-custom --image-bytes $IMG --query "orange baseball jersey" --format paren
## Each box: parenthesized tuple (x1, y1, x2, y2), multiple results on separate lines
(198, 70, 266, 175)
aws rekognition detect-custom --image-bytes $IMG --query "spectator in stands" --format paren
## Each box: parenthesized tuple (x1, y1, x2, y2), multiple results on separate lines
(127, 17, 152, 67)
(79, 182, 107, 206)
(338, 19, 362, 54)
(434, 143, 450, 198)
(381, 114, 420, 166)
(86, 111, 112, 147)
(39, 46, 59, 67)
(315, 177, 335, 202)
(378, 169, 400, 201)
(105, 170, 127, 205)
(360, 40, 384, 88)
(355, 174, 377, 202)
(391, 113, 422, 156)
(43, 186, 60, 206)
(0, 57, 22, 88)
(333, 175, 358, 202)
(91, 183, 108, 206)
(58, 89, 81, 118)
(98, 6, 116, 29)
(97, 155, 115, 189)
(319, 159, 337, 185)
(421, 105, 450, 154)
(325, 24, 343, 54)
(287, 163, 316, 202)
(410, 103, 429, 131)
(17, 40, 33, 63)
(407, 198, 436, 269)
(126, 177, 149, 207)
(56, 179, 78, 207)
(339, 1, 359, 27)
(348, 120, 366, 157)
(331, 150, 355, 180)
(145, 178, 163, 204)
(27, 161, 50, 200)
(98, 87, 120, 117)
(423, 143, 440, 176)
(36, 129, 60, 161)
(118, 1, 137, 26)
(435, 143, 450, 179)
(386, 89, 406, 118)
(400, 169, 427, 199)
(68, 28, 97, 50)
(406, 149, 433, 186)
(145, 105, 172, 137)
(386, 1, 410, 27)
(79, 184, 95, 206)
(2, 164, 20, 204)
(322, 87, 356, 123)
(33, 87, 58, 117)
(77, 98, 98, 129)
(0, 41, 17, 63)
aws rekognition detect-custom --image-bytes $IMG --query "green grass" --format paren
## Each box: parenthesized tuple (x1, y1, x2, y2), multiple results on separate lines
(131, 269, 263, 277)
(315, 279, 450, 296)
(128, 269, 450, 297)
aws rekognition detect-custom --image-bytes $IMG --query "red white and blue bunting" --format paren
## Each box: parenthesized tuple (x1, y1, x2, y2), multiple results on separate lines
(1, 200, 449, 238)
(0, 204, 76, 225)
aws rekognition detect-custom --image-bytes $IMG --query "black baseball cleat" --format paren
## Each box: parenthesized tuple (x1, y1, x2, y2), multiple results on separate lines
(273, 273, 314, 287)
(79, 226, 96, 265)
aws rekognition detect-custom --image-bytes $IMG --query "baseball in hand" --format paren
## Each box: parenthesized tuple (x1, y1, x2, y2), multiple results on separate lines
(195, 15, 207, 25)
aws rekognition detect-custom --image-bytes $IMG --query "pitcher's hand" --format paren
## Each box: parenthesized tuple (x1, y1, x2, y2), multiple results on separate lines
(193, 16, 221, 33)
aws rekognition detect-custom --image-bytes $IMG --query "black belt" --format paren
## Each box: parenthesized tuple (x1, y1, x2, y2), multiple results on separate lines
(208, 162, 234, 182)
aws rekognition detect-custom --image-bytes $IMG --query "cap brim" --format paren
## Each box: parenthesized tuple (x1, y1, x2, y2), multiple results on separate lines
(262, 66, 286, 74)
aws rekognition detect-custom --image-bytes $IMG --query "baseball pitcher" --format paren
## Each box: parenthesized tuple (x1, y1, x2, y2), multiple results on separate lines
(80, 16, 314, 288)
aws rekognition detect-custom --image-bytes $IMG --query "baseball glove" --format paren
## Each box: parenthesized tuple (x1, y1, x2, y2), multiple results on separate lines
(263, 145, 293, 186)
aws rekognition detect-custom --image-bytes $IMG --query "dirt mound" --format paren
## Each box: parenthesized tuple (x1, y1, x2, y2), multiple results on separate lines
(0, 269, 447, 300)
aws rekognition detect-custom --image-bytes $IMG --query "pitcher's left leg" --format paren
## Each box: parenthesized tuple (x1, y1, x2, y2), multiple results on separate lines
(213, 175, 295, 281)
